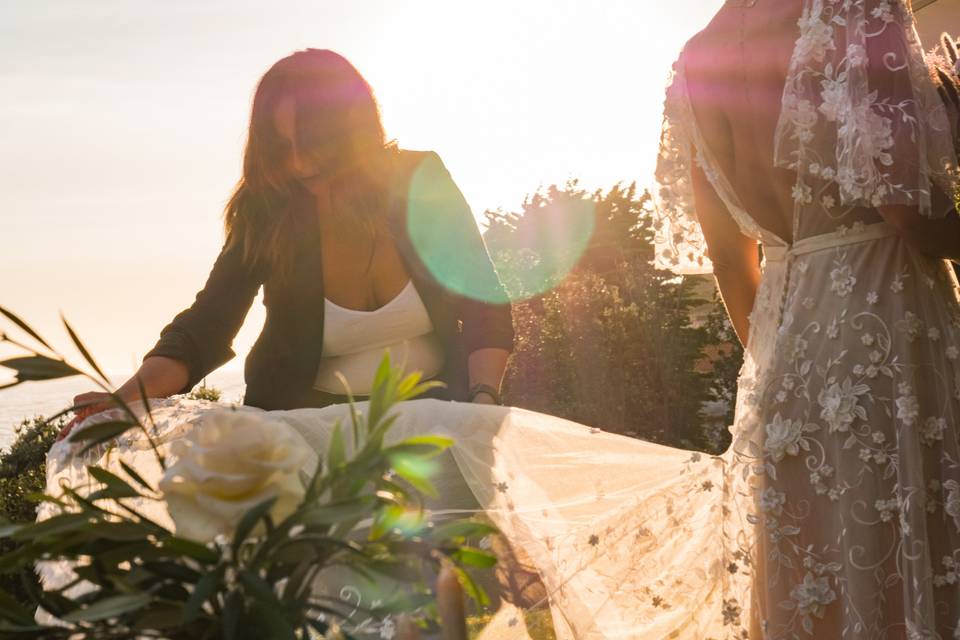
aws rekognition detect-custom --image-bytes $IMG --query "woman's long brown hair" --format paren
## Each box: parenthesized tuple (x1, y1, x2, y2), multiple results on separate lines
(224, 49, 397, 281)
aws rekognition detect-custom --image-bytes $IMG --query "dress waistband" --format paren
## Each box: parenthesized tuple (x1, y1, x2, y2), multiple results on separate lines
(763, 222, 898, 263)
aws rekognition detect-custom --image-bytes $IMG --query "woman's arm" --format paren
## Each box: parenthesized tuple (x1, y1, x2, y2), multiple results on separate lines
(467, 348, 511, 404)
(691, 161, 761, 346)
(407, 152, 515, 401)
(879, 198, 960, 261)
(62, 356, 190, 438)
(60, 235, 263, 439)
(142, 232, 263, 392)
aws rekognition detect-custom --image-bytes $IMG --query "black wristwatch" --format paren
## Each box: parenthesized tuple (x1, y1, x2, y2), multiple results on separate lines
(468, 383, 501, 405)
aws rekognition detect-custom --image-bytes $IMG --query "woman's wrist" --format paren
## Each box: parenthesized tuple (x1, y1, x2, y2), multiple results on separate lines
(467, 383, 501, 405)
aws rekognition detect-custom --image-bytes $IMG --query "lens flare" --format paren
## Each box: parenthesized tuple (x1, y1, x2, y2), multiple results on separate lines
(487, 193, 596, 301)
(405, 154, 594, 303)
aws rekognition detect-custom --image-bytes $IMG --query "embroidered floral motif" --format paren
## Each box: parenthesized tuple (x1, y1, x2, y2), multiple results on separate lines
(830, 265, 857, 297)
(921, 417, 946, 446)
(790, 572, 836, 618)
(760, 488, 787, 516)
(764, 414, 806, 462)
(896, 312, 923, 342)
(895, 383, 920, 427)
(818, 378, 869, 433)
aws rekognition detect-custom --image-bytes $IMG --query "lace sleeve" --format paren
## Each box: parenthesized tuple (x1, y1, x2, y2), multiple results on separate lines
(774, 0, 959, 218)
(653, 56, 713, 275)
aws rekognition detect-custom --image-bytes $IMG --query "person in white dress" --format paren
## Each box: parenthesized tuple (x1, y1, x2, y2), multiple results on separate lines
(654, 0, 960, 636)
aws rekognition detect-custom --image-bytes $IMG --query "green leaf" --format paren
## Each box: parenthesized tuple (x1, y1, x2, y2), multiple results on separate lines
(0, 586, 36, 625)
(299, 496, 376, 527)
(0, 620, 44, 632)
(132, 373, 163, 471)
(364, 557, 423, 584)
(407, 380, 446, 401)
(239, 569, 278, 603)
(0, 542, 41, 573)
(430, 520, 499, 543)
(222, 591, 241, 640)
(132, 603, 186, 630)
(327, 422, 346, 470)
(372, 353, 394, 393)
(0, 355, 81, 382)
(366, 414, 400, 451)
(370, 504, 427, 541)
(386, 452, 440, 498)
(61, 592, 152, 622)
(68, 420, 138, 455)
(11, 512, 92, 540)
(451, 565, 490, 608)
(0, 521, 23, 538)
(248, 598, 298, 640)
(88, 466, 142, 500)
(26, 492, 67, 509)
(395, 369, 424, 398)
(94, 521, 155, 542)
(24, 572, 73, 619)
(60, 313, 110, 385)
(276, 557, 314, 603)
(119, 460, 155, 493)
(161, 537, 220, 564)
(181, 568, 221, 624)
(451, 547, 497, 569)
(392, 434, 455, 452)
(141, 560, 201, 583)
(233, 496, 277, 550)
(0, 306, 54, 351)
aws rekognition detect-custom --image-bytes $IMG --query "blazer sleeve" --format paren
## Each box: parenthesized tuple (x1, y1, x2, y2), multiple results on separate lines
(405, 152, 515, 354)
(143, 234, 263, 393)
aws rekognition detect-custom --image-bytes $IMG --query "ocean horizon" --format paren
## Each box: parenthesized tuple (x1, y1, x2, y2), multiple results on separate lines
(0, 370, 246, 451)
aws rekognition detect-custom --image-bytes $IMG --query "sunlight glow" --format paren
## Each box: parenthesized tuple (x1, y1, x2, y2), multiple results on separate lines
(0, 0, 726, 376)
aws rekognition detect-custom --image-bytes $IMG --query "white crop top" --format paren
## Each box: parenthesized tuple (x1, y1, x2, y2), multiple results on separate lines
(313, 281, 445, 395)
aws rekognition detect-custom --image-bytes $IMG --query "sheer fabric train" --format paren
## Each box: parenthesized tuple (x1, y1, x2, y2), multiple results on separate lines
(41, 398, 727, 639)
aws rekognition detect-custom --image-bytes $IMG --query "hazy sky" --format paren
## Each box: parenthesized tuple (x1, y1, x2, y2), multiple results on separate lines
(1, 1, 953, 385)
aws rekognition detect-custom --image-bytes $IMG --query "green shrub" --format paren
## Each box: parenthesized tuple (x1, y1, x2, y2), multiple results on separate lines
(0, 415, 63, 606)
(486, 182, 742, 452)
(186, 381, 222, 402)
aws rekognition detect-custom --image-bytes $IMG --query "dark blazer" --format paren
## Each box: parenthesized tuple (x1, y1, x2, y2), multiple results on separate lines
(144, 151, 514, 409)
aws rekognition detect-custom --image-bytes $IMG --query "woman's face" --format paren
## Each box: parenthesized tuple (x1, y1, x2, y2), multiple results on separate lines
(272, 97, 332, 194)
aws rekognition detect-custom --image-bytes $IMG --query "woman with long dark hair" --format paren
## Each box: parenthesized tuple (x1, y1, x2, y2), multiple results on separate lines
(60, 49, 513, 430)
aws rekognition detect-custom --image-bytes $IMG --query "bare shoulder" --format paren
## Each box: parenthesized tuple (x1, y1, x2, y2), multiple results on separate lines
(682, 8, 738, 72)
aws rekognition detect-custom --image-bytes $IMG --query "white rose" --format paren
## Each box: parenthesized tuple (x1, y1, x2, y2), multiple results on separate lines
(159, 409, 308, 542)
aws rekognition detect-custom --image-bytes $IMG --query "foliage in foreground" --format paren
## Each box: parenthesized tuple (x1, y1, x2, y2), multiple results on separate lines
(0, 308, 494, 638)
(0, 417, 61, 607)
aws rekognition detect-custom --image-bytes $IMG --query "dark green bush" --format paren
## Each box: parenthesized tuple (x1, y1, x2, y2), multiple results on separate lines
(486, 182, 742, 452)
(0, 415, 63, 606)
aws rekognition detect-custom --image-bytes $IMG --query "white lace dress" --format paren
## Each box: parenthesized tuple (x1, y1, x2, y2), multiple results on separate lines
(654, 0, 960, 637)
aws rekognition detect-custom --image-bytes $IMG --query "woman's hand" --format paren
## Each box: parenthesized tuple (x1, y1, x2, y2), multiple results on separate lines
(56, 391, 115, 442)
(56, 357, 191, 443)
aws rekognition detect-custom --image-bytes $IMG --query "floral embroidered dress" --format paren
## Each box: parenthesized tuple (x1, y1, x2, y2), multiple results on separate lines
(655, 0, 960, 637)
